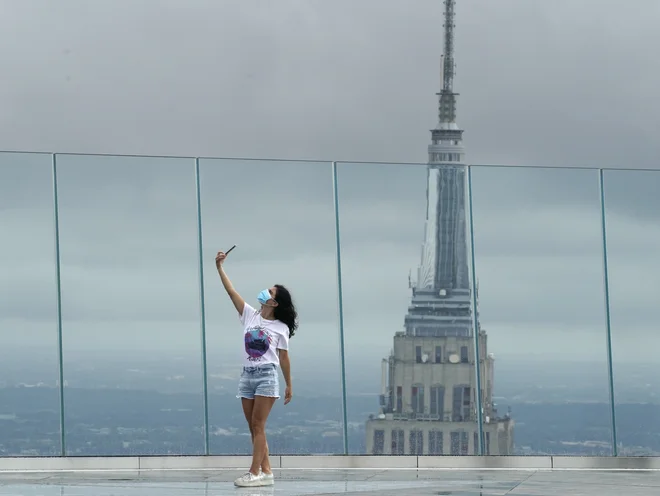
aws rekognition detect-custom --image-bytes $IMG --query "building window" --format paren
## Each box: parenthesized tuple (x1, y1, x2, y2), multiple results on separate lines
(486, 432, 491, 455)
(474, 432, 479, 454)
(429, 430, 443, 455)
(396, 386, 403, 412)
(430, 385, 445, 417)
(460, 346, 469, 363)
(391, 429, 404, 455)
(451, 432, 468, 455)
(450, 432, 459, 455)
(373, 430, 385, 455)
(411, 385, 425, 415)
(409, 430, 423, 455)
(435, 346, 442, 363)
(415, 346, 422, 363)
(452, 386, 471, 421)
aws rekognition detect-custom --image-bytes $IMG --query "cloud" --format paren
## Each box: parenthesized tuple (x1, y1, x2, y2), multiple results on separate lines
(0, 0, 657, 165)
(1, 1, 659, 374)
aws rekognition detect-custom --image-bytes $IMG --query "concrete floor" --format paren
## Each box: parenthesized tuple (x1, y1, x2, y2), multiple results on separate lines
(0, 469, 659, 495)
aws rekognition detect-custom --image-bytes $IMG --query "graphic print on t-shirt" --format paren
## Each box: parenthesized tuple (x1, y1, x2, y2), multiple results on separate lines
(244, 326, 272, 361)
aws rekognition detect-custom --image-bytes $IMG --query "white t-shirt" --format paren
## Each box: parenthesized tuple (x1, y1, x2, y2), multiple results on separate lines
(240, 302, 289, 368)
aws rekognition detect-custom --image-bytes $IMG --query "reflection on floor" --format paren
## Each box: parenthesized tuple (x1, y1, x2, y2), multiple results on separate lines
(0, 469, 659, 495)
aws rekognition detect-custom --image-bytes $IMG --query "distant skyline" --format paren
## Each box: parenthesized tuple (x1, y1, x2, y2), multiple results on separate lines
(1, 0, 660, 381)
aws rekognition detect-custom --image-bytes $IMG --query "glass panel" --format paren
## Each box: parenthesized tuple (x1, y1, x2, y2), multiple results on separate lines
(56, 154, 204, 455)
(0, 153, 61, 455)
(338, 162, 480, 455)
(199, 159, 342, 455)
(470, 165, 611, 455)
(603, 169, 660, 456)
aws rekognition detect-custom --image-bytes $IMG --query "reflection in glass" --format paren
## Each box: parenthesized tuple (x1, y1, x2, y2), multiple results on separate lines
(0, 153, 61, 456)
(56, 154, 204, 455)
(471, 165, 611, 455)
(199, 159, 342, 455)
(604, 169, 660, 456)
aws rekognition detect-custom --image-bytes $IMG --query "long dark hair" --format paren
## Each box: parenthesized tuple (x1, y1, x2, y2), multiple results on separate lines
(273, 284, 298, 338)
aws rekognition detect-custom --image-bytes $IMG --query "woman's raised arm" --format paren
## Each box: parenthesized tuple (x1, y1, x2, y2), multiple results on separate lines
(215, 251, 245, 316)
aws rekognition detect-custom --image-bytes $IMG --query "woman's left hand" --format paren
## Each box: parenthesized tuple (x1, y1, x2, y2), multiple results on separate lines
(284, 386, 293, 405)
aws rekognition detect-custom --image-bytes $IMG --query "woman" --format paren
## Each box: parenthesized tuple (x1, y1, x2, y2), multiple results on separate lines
(215, 250, 297, 488)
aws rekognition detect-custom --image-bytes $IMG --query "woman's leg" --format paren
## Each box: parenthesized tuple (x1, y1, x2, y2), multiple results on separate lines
(241, 398, 272, 474)
(261, 435, 272, 474)
(241, 398, 255, 440)
(248, 395, 276, 476)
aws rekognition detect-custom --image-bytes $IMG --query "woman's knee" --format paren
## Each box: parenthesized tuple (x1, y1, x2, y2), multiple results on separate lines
(251, 418, 267, 435)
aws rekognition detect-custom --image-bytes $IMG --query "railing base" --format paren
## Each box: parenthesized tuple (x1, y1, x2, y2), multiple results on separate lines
(0, 456, 660, 472)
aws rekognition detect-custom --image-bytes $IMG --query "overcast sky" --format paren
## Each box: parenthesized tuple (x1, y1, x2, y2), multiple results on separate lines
(1, 0, 660, 397)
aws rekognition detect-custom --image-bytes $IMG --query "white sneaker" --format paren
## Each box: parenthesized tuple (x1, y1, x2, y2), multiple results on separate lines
(234, 471, 263, 487)
(259, 471, 274, 486)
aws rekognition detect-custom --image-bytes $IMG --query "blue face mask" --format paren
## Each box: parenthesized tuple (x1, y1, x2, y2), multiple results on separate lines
(257, 289, 271, 305)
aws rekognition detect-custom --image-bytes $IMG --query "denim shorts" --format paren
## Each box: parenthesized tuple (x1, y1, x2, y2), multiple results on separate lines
(236, 364, 280, 400)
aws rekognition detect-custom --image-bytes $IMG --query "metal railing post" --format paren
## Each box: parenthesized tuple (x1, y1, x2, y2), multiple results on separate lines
(332, 162, 349, 455)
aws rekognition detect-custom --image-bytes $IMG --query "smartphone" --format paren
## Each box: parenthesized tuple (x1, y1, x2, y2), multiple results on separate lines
(225, 245, 236, 255)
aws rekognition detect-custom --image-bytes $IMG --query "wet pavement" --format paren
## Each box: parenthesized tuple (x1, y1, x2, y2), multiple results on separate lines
(0, 468, 658, 495)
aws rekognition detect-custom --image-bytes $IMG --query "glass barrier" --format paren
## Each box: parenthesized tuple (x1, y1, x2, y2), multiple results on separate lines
(3, 150, 653, 459)
(199, 159, 343, 455)
(55, 154, 205, 455)
(335, 162, 483, 455)
(0, 153, 62, 456)
(470, 165, 613, 455)
(603, 169, 660, 456)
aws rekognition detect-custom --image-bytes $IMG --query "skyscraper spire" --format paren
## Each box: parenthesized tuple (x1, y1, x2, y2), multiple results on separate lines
(439, 0, 458, 124)
(417, 0, 468, 293)
(442, 0, 456, 93)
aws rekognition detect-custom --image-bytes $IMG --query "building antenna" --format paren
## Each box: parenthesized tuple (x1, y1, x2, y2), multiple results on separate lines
(442, 0, 456, 93)
(437, 0, 458, 124)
